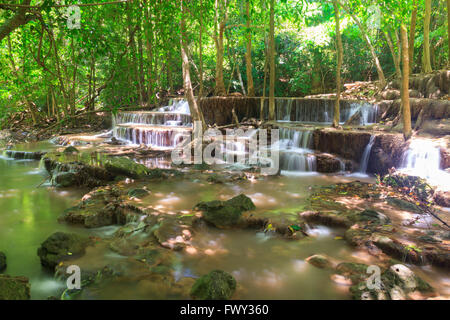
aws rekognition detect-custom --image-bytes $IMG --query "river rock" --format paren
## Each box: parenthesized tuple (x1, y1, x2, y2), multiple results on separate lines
(355, 209, 390, 225)
(386, 197, 422, 213)
(305, 254, 335, 269)
(350, 264, 434, 300)
(190, 270, 236, 300)
(195, 194, 256, 228)
(60, 186, 144, 228)
(52, 172, 77, 188)
(63, 146, 79, 154)
(0, 275, 31, 300)
(127, 188, 150, 199)
(37, 232, 94, 270)
(434, 191, 450, 207)
(104, 156, 149, 179)
(316, 154, 343, 173)
(0, 252, 6, 273)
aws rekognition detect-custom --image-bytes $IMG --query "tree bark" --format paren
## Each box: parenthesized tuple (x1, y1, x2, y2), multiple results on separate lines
(245, 0, 255, 97)
(181, 0, 205, 130)
(213, 0, 227, 96)
(0, 0, 34, 42)
(409, 0, 418, 74)
(448, 0, 450, 66)
(199, 0, 204, 97)
(422, 0, 432, 73)
(400, 25, 412, 140)
(332, 0, 342, 128)
(268, 0, 275, 121)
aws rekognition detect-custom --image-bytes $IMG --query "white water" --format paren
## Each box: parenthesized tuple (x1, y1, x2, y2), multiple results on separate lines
(400, 139, 450, 191)
(359, 135, 375, 173)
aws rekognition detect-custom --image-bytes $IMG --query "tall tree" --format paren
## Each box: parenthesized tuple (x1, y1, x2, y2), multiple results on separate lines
(213, 0, 228, 96)
(268, 0, 275, 121)
(245, 0, 255, 97)
(422, 0, 432, 73)
(408, 0, 418, 73)
(332, 0, 342, 128)
(400, 24, 412, 140)
(180, 0, 205, 130)
(447, 0, 450, 66)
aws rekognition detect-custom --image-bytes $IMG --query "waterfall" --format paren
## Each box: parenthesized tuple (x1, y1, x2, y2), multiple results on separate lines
(359, 135, 375, 173)
(112, 99, 192, 148)
(269, 99, 378, 125)
(276, 128, 316, 172)
(400, 139, 450, 191)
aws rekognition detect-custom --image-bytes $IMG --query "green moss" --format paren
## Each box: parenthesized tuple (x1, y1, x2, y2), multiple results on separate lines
(190, 270, 236, 300)
(0, 275, 30, 300)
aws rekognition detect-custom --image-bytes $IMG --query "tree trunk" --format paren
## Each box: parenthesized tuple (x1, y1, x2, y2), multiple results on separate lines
(422, 0, 432, 73)
(409, 0, 418, 74)
(199, 0, 204, 97)
(337, 0, 386, 88)
(268, 0, 275, 121)
(332, 0, 342, 128)
(400, 25, 412, 140)
(448, 0, 450, 66)
(385, 31, 401, 78)
(0, 0, 34, 42)
(181, 0, 205, 130)
(245, 0, 255, 97)
(144, 0, 154, 105)
(214, 0, 227, 96)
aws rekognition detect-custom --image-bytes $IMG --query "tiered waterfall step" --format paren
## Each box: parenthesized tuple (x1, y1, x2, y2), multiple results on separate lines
(114, 124, 192, 148)
(114, 111, 192, 127)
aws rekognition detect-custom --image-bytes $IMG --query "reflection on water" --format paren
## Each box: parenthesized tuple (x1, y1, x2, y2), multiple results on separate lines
(0, 156, 85, 299)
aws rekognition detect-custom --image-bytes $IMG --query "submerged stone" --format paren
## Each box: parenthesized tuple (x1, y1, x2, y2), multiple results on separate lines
(0, 275, 30, 300)
(190, 270, 236, 300)
(195, 194, 255, 228)
(386, 197, 422, 213)
(63, 146, 79, 154)
(0, 252, 6, 273)
(52, 172, 77, 188)
(305, 254, 335, 269)
(37, 232, 94, 270)
(355, 209, 391, 225)
(127, 188, 150, 199)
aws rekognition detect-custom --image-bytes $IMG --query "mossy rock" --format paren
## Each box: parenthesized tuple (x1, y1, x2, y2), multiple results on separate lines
(0, 275, 30, 300)
(354, 209, 391, 225)
(386, 197, 422, 213)
(336, 262, 370, 283)
(37, 232, 94, 270)
(190, 270, 236, 300)
(104, 156, 149, 179)
(0, 252, 6, 273)
(127, 188, 149, 199)
(305, 254, 334, 269)
(195, 194, 256, 228)
(63, 146, 79, 154)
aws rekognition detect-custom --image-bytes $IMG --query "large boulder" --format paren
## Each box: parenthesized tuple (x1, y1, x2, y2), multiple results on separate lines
(190, 270, 236, 300)
(0, 252, 6, 273)
(104, 156, 149, 179)
(316, 154, 344, 173)
(37, 232, 94, 270)
(0, 275, 31, 300)
(195, 194, 256, 228)
(305, 254, 335, 269)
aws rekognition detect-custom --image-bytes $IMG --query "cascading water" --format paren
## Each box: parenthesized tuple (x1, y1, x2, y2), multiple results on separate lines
(400, 139, 450, 191)
(359, 135, 375, 173)
(277, 128, 316, 172)
(269, 98, 378, 125)
(112, 99, 192, 148)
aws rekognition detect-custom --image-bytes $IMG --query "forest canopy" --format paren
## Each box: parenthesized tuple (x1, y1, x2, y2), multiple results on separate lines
(0, 0, 449, 128)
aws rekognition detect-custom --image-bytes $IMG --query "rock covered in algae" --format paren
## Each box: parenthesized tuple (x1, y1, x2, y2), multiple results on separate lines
(104, 156, 150, 179)
(127, 188, 150, 199)
(190, 270, 236, 300)
(350, 264, 434, 300)
(305, 254, 335, 269)
(195, 194, 256, 228)
(37, 232, 94, 270)
(0, 275, 30, 300)
(0, 252, 6, 273)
